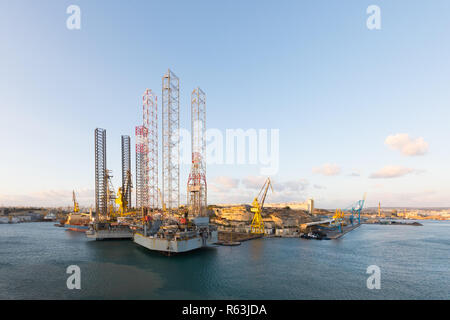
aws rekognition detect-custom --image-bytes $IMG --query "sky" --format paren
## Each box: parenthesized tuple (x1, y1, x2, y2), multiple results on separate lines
(0, 0, 449, 209)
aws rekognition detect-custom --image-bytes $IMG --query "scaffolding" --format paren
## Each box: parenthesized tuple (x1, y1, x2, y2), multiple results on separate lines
(121, 135, 132, 211)
(95, 128, 107, 217)
(187, 88, 207, 217)
(162, 69, 180, 213)
(144, 89, 158, 210)
(135, 125, 148, 210)
(135, 89, 158, 211)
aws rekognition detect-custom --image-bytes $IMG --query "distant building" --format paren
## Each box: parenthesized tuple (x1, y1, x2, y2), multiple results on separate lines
(307, 198, 314, 214)
(266, 199, 315, 212)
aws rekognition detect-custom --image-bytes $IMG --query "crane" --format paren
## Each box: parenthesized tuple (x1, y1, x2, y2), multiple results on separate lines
(250, 177, 273, 234)
(115, 169, 132, 216)
(332, 209, 345, 232)
(105, 170, 117, 221)
(349, 193, 366, 225)
(72, 190, 79, 213)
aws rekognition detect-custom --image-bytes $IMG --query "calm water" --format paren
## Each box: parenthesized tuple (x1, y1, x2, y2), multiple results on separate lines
(0, 221, 448, 299)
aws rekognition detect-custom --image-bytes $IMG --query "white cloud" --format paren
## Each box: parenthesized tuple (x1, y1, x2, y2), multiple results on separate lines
(312, 163, 341, 176)
(369, 166, 415, 179)
(241, 175, 268, 189)
(276, 179, 309, 192)
(209, 176, 240, 194)
(211, 176, 239, 189)
(385, 133, 429, 156)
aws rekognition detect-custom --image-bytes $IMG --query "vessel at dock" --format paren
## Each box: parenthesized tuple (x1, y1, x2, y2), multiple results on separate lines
(64, 190, 91, 232)
(86, 221, 133, 240)
(133, 216, 218, 254)
(64, 212, 91, 232)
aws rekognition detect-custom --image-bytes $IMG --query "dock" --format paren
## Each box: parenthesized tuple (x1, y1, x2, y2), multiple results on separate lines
(326, 223, 361, 239)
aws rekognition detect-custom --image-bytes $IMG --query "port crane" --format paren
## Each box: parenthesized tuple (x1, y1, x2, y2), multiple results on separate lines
(72, 190, 80, 213)
(250, 177, 273, 234)
(349, 193, 366, 225)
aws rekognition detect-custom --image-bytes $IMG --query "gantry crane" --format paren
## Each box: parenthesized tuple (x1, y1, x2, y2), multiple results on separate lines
(72, 190, 79, 213)
(250, 177, 273, 234)
(349, 193, 367, 225)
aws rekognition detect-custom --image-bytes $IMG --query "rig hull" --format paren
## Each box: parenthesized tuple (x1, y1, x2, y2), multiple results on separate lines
(133, 230, 218, 254)
(65, 224, 89, 232)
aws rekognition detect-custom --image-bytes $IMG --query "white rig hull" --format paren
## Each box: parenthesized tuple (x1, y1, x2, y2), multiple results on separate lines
(133, 231, 218, 254)
(86, 229, 133, 240)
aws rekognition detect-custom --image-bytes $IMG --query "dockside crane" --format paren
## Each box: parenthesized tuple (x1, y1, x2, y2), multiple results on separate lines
(72, 190, 79, 213)
(250, 177, 273, 234)
(349, 193, 366, 225)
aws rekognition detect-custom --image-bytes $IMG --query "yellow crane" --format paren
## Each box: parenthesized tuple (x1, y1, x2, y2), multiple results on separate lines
(72, 190, 79, 213)
(250, 177, 273, 234)
(115, 169, 132, 216)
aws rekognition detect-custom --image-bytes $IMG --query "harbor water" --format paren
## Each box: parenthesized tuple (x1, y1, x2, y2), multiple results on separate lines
(0, 221, 448, 299)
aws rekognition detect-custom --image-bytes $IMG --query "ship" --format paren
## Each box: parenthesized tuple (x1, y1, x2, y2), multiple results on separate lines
(133, 215, 218, 254)
(86, 220, 133, 240)
(64, 190, 92, 231)
(64, 212, 91, 232)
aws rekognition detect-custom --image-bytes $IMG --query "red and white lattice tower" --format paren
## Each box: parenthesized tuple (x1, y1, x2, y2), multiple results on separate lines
(136, 89, 158, 210)
(187, 88, 207, 217)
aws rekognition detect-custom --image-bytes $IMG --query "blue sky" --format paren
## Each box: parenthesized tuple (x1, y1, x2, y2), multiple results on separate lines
(1, 0, 449, 208)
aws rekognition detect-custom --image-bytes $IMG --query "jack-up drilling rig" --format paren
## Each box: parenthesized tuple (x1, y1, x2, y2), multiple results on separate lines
(250, 177, 273, 234)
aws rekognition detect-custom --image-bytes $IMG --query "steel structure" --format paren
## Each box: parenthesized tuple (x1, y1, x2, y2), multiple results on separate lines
(135, 125, 148, 210)
(121, 135, 132, 211)
(250, 177, 273, 234)
(95, 128, 107, 217)
(145, 90, 158, 210)
(162, 69, 180, 213)
(187, 88, 207, 217)
(135, 89, 158, 211)
(106, 169, 116, 220)
(349, 193, 367, 225)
